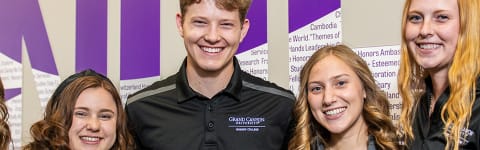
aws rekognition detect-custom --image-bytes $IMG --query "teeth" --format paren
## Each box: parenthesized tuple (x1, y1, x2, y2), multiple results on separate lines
(81, 136, 100, 142)
(202, 47, 222, 53)
(324, 107, 346, 116)
(418, 44, 441, 49)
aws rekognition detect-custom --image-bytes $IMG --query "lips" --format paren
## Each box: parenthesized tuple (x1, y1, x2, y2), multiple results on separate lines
(201, 46, 223, 53)
(80, 136, 102, 143)
(323, 107, 346, 116)
(417, 43, 441, 49)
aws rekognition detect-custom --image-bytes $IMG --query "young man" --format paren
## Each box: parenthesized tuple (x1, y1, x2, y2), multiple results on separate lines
(125, 0, 295, 149)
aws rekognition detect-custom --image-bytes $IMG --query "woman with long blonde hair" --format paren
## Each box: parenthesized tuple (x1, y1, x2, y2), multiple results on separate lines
(398, 0, 480, 149)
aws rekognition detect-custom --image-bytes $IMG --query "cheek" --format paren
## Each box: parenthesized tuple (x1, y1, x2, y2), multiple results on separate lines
(105, 119, 118, 134)
(440, 26, 459, 42)
(69, 118, 82, 131)
(307, 94, 322, 110)
(404, 24, 419, 41)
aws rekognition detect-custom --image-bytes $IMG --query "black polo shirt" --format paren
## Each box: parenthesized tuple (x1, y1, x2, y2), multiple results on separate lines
(410, 77, 480, 149)
(126, 57, 296, 150)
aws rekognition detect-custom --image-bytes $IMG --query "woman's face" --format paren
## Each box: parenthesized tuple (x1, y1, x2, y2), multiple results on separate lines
(69, 87, 117, 150)
(405, 0, 459, 73)
(307, 55, 367, 136)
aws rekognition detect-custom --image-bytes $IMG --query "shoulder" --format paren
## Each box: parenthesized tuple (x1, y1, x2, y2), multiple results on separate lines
(126, 74, 178, 106)
(240, 71, 296, 101)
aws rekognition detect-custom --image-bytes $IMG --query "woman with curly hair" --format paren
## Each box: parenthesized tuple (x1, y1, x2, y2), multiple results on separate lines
(398, 0, 480, 149)
(289, 45, 398, 150)
(0, 78, 11, 150)
(23, 69, 134, 150)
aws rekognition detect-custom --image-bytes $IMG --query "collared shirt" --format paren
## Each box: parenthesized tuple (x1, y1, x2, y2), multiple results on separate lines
(312, 136, 377, 150)
(126, 57, 296, 150)
(410, 77, 480, 149)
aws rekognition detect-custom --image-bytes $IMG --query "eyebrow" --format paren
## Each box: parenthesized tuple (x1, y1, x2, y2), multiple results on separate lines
(308, 74, 350, 85)
(74, 107, 115, 114)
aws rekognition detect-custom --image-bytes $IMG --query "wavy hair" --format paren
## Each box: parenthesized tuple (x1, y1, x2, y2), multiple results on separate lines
(289, 45, 398, 150)
(0, 78, 11, 150)
(23, 70, 134, 150)
(398, 0, 480, 149)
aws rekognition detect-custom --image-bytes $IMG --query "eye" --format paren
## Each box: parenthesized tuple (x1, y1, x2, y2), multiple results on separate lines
(335, 80, 346, 87)
(99, 113, 114, 121)
(407, 14, 423, 23)
(309, 86, 323, 94)
(221, 22, 234, 26)
(220, 22, 235, 29)
(436, 15, 449, 22)
(192, 20, 207, 26)
(74, 111, 88, 118)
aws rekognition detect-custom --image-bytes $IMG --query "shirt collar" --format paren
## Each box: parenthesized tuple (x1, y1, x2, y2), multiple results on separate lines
(176, 57, 243, 103)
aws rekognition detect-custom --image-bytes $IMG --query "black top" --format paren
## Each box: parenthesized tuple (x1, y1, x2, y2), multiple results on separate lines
(410, 77, 480, 149)
(126, 57, 296, 150)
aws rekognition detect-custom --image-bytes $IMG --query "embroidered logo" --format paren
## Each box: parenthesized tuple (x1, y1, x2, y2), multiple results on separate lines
(445, 125, 474, 146)
(227, 116, 266, 132)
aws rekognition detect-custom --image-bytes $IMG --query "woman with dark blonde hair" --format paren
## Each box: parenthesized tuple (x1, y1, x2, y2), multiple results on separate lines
(289, 45, 398, 150)
(398, 0, 480, 149)
(0, 78, 11, 150)
(23, 69, 134, 150)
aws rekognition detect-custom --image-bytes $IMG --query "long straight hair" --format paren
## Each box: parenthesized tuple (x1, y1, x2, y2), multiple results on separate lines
(398, 0, 480, 149)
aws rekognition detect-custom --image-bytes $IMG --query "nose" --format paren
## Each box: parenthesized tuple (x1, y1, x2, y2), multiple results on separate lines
(86, 117, 100, 131)
(420, 19, 433, 38)
(322, 87, 336, 106)
(204, 25, 220, 43)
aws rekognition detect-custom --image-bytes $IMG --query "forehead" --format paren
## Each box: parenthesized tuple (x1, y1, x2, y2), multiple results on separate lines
(409, 0, 458, 12)
(75, 87, 117, 111)
(309, 55, 356, 80)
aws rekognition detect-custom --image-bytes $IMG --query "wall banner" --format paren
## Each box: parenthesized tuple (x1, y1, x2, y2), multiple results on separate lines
(288, 0, 342, 96)
(1, 1, 62, 148)
(236, 0, 268, 80)
(0, 51, 22, 150)
(353, 45, 401, 122)
(119, 0, 161, 104)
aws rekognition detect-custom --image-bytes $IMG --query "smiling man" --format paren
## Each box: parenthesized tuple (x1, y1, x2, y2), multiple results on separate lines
(125, 0, 295, 149)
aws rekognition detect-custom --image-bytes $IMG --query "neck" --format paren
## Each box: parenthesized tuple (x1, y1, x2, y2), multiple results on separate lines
(186, 62, 234, 99)
(328, 119, 369, 150)
(429, 69, 449, 100)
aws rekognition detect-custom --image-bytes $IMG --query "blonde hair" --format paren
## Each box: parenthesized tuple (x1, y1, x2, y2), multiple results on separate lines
(398, 0, 480, 149)
(289, 45, 398, 150)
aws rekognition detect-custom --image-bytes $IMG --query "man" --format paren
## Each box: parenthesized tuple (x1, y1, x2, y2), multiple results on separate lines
(126, 0, 295, 149)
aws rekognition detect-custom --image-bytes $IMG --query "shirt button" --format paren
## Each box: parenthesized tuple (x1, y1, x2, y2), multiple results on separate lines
(207, 105, 213, 112)
(208, 121, 214, 128)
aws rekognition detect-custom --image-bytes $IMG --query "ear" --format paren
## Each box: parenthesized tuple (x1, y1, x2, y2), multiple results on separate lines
(176, 13, 184, 38)
(239, 19, 250, 43)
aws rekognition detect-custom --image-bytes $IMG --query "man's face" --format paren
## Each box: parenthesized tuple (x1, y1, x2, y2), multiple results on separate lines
(176, 0, 249, 74)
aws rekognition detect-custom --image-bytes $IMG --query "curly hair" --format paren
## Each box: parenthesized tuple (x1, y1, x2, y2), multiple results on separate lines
(398, 0, 480, 149)
(0, 78, 11, 150)
(289, 45, 398, 150)
(23, 69, 135, 150)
